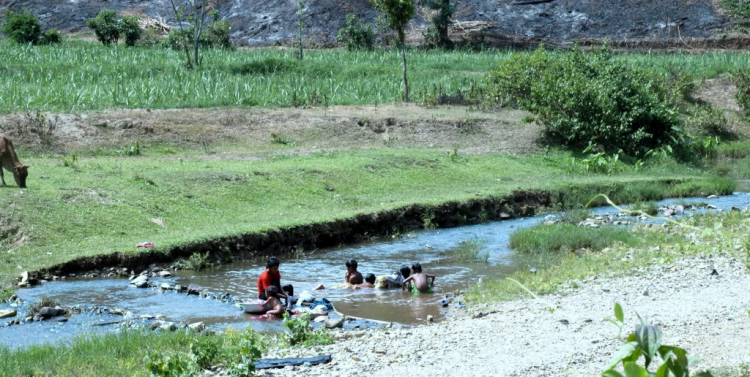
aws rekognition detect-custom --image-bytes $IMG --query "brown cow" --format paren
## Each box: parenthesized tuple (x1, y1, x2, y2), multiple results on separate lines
(0, 135, 28, 188)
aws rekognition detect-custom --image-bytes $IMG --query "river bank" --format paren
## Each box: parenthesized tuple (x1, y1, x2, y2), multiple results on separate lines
(262, 256, 750, 376)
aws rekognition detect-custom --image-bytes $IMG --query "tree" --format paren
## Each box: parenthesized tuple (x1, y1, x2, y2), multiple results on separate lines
(119, 15, 142, 47)
(295, 0, 306, 60)
(167, 0, 210, 68)
(87, 10, 121, 46)
(370, 0, 416, 102)
(3, 9, 42, 45)
(422, 0, 454, 49)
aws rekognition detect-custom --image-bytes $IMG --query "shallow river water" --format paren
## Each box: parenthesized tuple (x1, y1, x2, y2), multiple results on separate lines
(3, 192, 750, 348)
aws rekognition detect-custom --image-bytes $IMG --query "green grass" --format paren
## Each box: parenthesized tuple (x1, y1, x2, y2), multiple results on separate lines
(717, 142, 750, 159)
(1, 42, 750, 112)
(0, 327, 269, 377)
(448, 239, 490, 263)
(720, 0, 750, 18)
(509, 224, 636, 254)
(0, 147, 727, 286)
(631, 201, 659, 216)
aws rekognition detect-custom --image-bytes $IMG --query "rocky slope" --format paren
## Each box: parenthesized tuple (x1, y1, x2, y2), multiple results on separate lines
(0, 0, 730, 46)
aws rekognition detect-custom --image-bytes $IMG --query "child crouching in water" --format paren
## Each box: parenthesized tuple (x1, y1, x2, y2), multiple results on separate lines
(261, 286, 285, 318)
(402, 263, 435, 294)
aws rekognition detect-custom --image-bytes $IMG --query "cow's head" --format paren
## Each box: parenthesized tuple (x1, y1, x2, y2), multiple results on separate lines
(12, 165, 28, 188)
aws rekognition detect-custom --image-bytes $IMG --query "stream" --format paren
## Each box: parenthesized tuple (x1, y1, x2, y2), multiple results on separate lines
(3, 192, 750, 348)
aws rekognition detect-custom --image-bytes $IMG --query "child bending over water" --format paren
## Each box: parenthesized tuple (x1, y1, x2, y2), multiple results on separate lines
(353, 273, 376, 289)
(402, 263, 435, 294)
(261, 286, 285, 318)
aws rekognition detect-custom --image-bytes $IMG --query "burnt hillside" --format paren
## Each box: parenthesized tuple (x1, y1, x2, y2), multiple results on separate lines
(0, 0, 729, 46)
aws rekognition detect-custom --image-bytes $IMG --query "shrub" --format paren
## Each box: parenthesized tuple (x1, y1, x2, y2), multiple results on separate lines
(87, 10, 120, 46)
(509, 223, 635, 254)
(185, 252, 212, 271)
(686, 104, 734, 139)
(207, 11, 233, 49)
(40, 29, 62, 45)
(2, 10, 41, 44)
(119, 15, 142, 47)
(734, 70, 750, 120)
(422, 0, 454, 49)
(485, 47, 681, 156)
(337, 14, 375, 51)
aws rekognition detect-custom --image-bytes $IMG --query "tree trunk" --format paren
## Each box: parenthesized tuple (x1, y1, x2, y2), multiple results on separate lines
(169, 0, 193, 69)
(400, 31, 409, 102)
(193, 0, 207, 67)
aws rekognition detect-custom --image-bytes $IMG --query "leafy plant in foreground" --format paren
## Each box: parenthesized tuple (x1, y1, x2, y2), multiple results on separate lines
(283, 313, 333, 347)
(603, 303, 713, 377)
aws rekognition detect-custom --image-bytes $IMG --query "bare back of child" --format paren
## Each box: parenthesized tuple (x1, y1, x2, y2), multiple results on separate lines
(402, 263, 435, 294)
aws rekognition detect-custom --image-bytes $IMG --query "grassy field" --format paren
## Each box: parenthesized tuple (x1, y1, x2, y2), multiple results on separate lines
(1, 146, 729, 287)
(1, 42, 750, 112)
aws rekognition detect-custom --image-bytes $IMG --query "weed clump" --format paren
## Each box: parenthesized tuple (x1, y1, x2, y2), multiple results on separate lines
(631, 201, 659, 216)
(509, 223, 635, 254)
(485, 46, 681, 156)
(283, 313, 333, 347)
(448, 239, 490, 263)
(185, 252, 212, 271)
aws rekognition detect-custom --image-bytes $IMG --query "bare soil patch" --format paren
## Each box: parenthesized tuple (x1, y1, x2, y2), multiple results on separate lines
(0, 104, 542, 157)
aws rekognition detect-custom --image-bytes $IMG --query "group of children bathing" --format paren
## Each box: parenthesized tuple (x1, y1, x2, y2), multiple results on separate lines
(254, 257, 436, 318)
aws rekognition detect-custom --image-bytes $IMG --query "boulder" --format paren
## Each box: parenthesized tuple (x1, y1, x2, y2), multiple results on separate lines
(187, 284, 204, 295)
(174, 285, 186, 292)
(313, 316, 329, 323)
(188, 322, 205, 332)
(675, 205, 685, 215)
(38, 307, 64, 319)
(427, 315, 434, 322)
(130, 275, 149, 288)
(110, 309, 125, 316)
(160, 283, 172, 290)
(158, 271, 172, 278)
(0, 310, 17, 319)
(149, 321, 163, 331)
(160, 322, 178, 332)
(325, 318, 344, 329)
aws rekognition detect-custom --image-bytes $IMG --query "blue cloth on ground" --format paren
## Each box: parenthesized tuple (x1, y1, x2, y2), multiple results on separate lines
(309, 298, 333, 310)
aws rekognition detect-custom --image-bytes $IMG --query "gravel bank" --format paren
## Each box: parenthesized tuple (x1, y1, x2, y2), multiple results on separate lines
(261, 256, 750, 376)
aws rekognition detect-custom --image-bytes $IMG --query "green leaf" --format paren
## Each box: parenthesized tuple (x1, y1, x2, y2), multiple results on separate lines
(606, 342, 639, 370)
(635, 325, 663, 359)
(603, 371, 625, 377)
(623, 362, 649, 377)
(655, 362, 670, 377)
(615, 302, 624, 322)
(694, 372, 714, 377)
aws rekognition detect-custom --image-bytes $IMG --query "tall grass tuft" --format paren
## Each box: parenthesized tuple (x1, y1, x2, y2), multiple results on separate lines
(509, 224, 636, 254)
(448, 239, 490, 263)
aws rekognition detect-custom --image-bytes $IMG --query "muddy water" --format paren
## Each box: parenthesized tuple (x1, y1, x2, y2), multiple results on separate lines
(3, 193, 750, 348)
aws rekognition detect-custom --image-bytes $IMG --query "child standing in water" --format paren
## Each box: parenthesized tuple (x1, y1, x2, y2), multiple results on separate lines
(402, 263, 435, 294)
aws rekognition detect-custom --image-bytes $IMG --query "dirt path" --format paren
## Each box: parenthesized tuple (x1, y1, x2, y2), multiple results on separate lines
(262, 255, 750, 376)
(0, 104, 541, 156)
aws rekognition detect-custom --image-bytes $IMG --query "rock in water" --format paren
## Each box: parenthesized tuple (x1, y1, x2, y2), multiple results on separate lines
(675, 205, 684, 215)
(0, 310, 17, 319)
(160, 283, 172, 290)
(130, 275, 149, 288)
(160, 322, 178, 331)
(158, 271, 172, 278)
(325, 318, 344, 329)
(38, 307, 63, 319)
(187, 284, 204, 295)
(149, 321, 163, 331)
(663, 209, 674, 217)
(427, 315, 434, 322)
(313, 316, 329, 323)
(188, 322, 205, 332)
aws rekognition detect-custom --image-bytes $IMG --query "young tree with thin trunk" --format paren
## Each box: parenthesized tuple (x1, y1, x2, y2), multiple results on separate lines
(296, 0, 306, 60)
(370, 0, 416, 102)
(168, 0, 209, 69)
